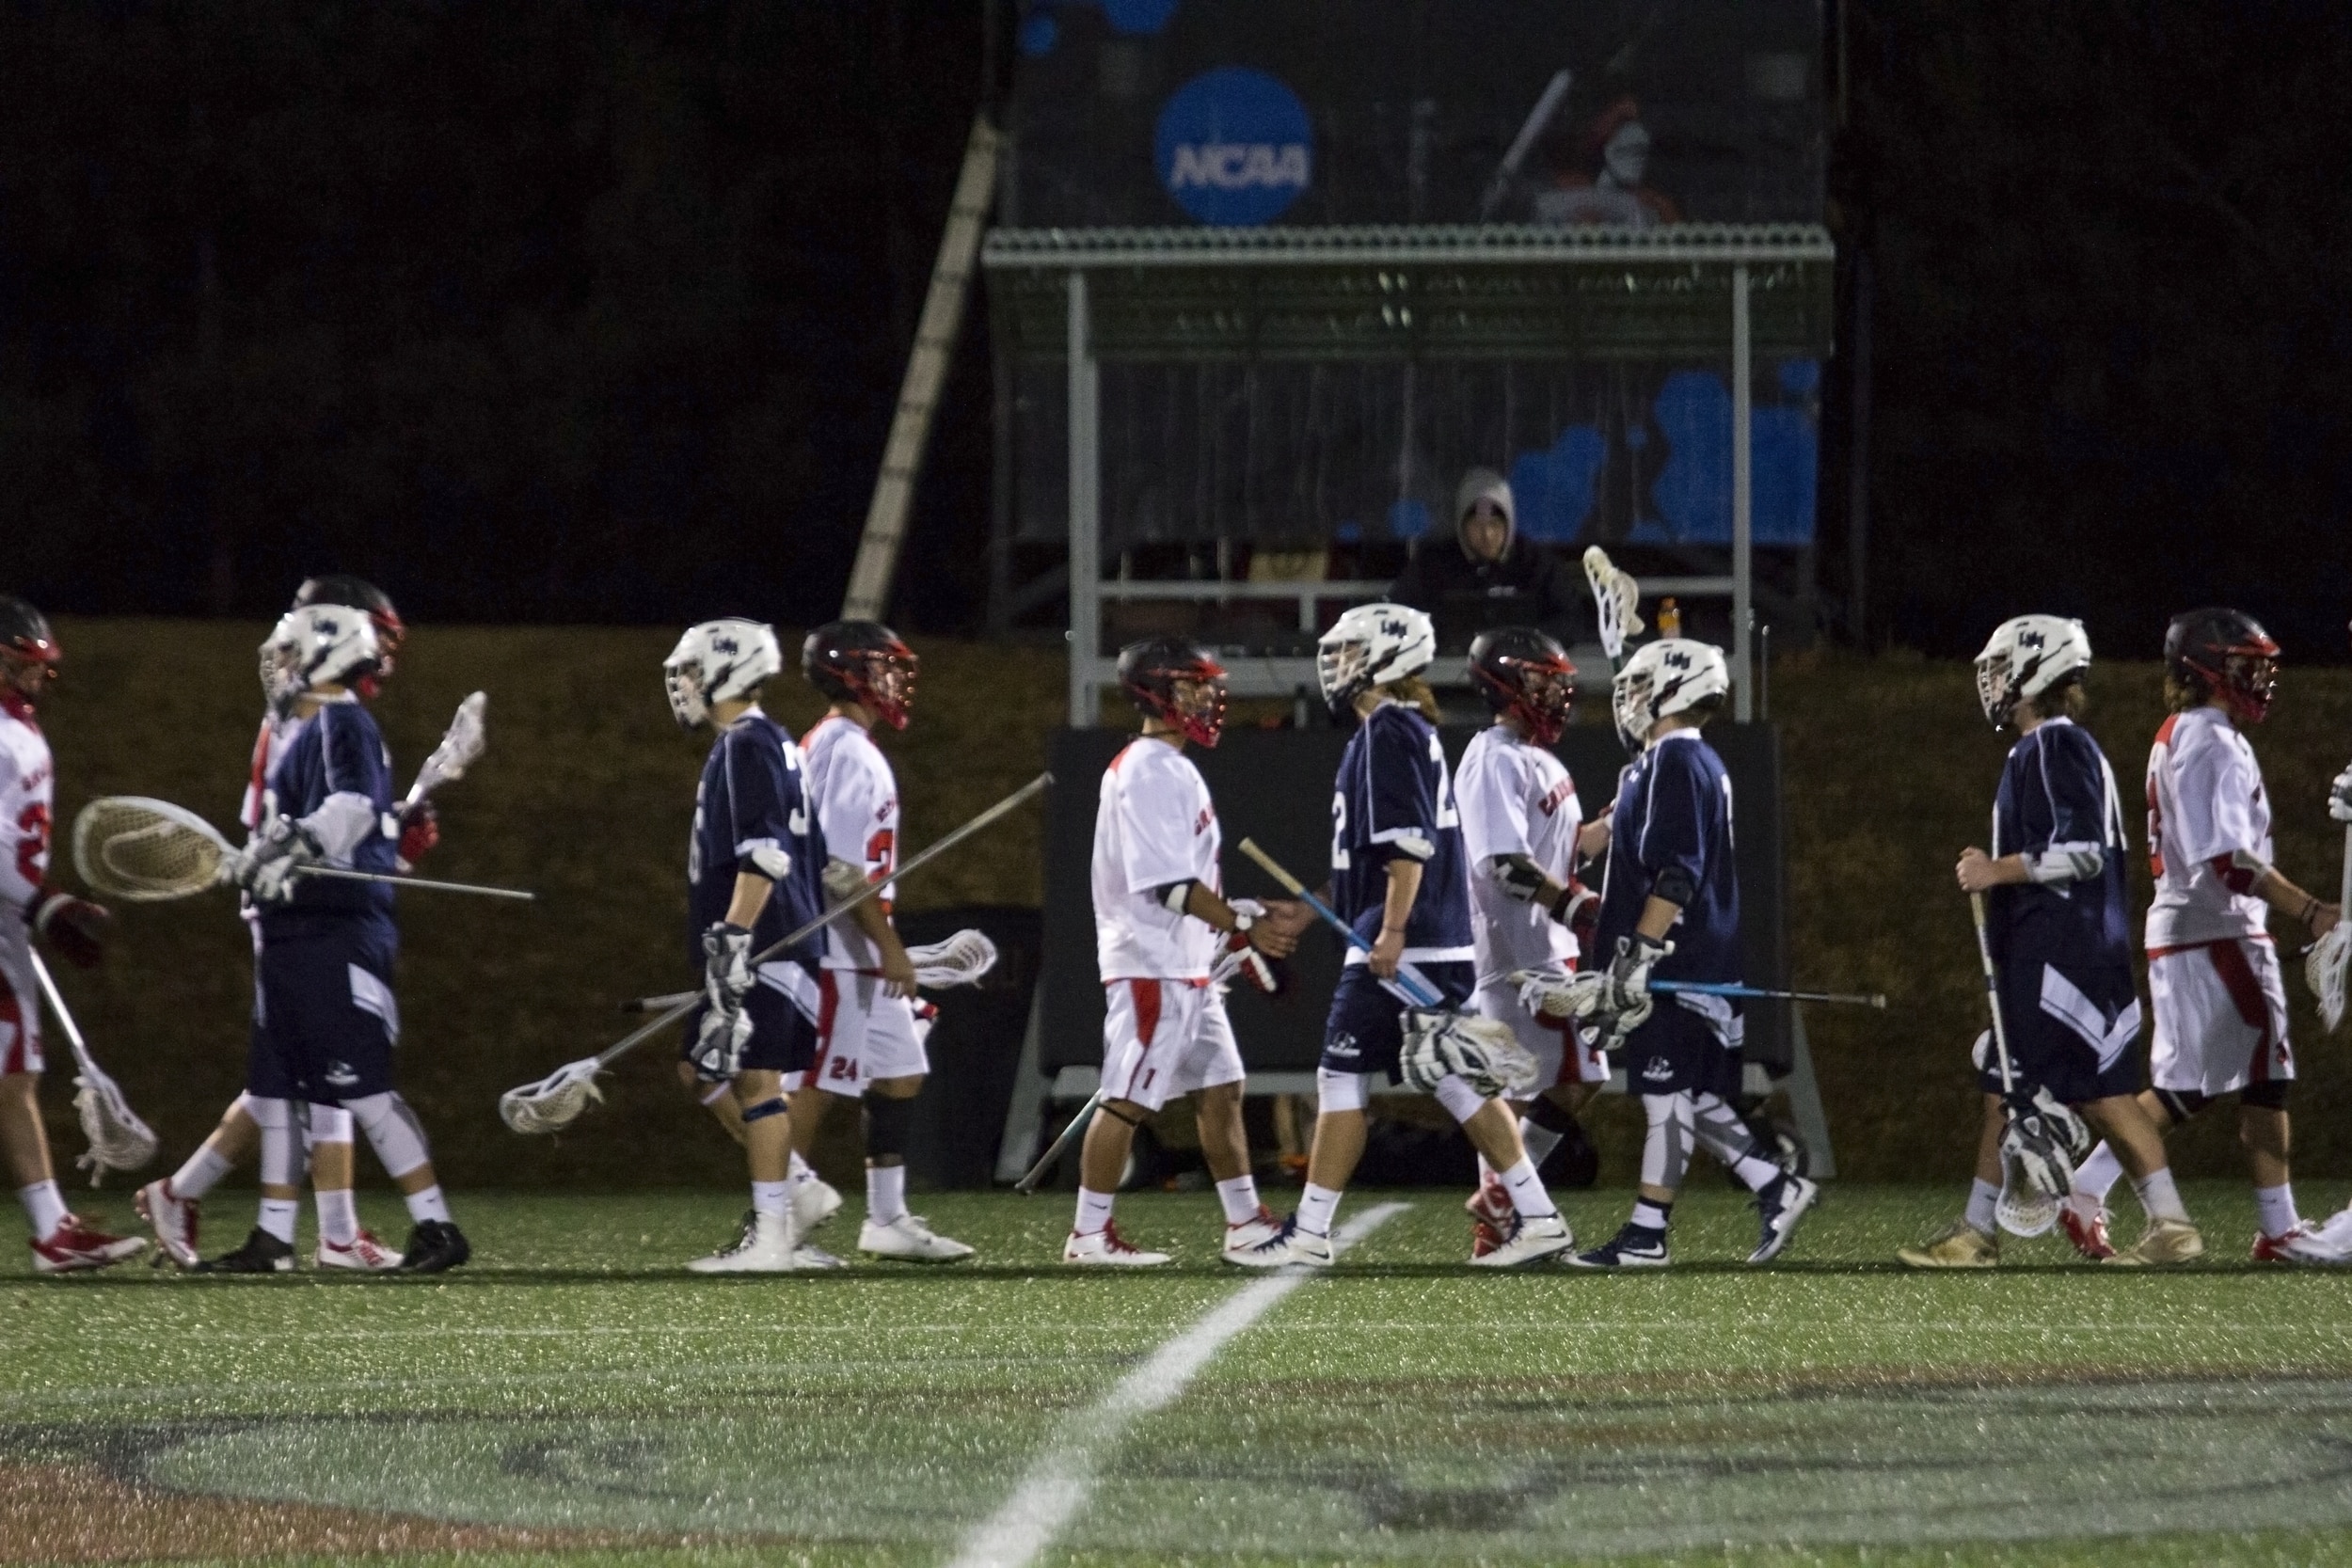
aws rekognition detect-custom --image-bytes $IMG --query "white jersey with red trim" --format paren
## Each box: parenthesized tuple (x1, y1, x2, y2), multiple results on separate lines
(1092, 736, 1221, 983)
(1454, 723, 1581, 986)
(802, 713, 900, 972)
(2145, 705, 2272, 950)
(0, 700, 56, 952)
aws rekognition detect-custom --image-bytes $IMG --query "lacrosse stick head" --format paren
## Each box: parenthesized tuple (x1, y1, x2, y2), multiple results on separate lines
(1994, 1099, 2079, 1238)
(410, 691, 487, 803)
(906, 928, 1000, 990)
(72, 798, 235, 902)
(1994, 1164, 2059, 1238)
(72, 1074, 158, 1187)
(1400, 1010, 1541, 1100)
(2308, 925, 2350, 1034)
(499, 1059, 607, 1135)
(1581, 547, 1645, 666)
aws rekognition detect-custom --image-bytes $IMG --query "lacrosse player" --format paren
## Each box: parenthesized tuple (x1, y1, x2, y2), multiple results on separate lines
(664, 618, 833, 1272)
(789, 619, 973, 1263)
(1527, 639, 1819, 1269)
(139, 577, 435, 1271)
(1240, 604, 1575, 1270)
(1067, 639, 1307, 1266)
(2057, 609, 2337, 1264)
(1900, 615, 2193, 1268)
(1454, 627, 1608, 1258)
(0, 597, 141, 1274)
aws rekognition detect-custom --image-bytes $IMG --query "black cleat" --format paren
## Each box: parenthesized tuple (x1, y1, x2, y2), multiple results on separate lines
(194, 1227, 296, 1274)
(1567, 1223, 1671, 1270)
(398, 1219, 471, 1274)
(1748, 1173, 1820, 1264)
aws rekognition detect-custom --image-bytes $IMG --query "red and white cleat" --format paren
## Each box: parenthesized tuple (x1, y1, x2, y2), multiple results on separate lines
(2058, 1195, 2115, 1261)
(1220, 1205, 1284, 1265)
(31, 1216, 147, 1275)
(315, 1230, 404, 1272)
(1466, 1173, 1514, 1258)
(2251, 1222, 2336, 1265)
(135, 1180, 200, 1269)
(1063, 1219, 1170, 1267)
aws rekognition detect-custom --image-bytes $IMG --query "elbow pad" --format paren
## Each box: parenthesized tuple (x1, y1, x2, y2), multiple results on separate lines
(303, 792, 379, 863)
(2210, 850, 2270, 895)
(1385, 831, 1436, 862)
(2025, 845, 2105, 886)
(1652, 865, 1697, 907)
(1156, 879, 1195, 914)
(739, 839, 792, 881)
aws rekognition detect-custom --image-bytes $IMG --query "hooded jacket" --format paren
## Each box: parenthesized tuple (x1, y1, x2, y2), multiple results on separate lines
(1389, 468, 1588, 653)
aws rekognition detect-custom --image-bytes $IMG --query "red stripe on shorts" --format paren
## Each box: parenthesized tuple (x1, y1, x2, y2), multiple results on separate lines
(0, 988, 25, 1076)
(807, 969, 841, 1084)
(2204, 939, 2276, 1080)
(1130, 979, 1162, 1048)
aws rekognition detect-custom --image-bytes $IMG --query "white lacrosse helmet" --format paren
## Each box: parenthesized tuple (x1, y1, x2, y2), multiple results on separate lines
(663, 619, 782, 730)
(260, 605, 381, 715)
(1316, 602, 1436, 709)
(1973, 614, 2090, 728)
(1612, 637, 1730, 750)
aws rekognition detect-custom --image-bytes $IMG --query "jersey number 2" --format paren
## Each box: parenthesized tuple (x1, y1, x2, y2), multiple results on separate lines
(14, 802, 48, 888)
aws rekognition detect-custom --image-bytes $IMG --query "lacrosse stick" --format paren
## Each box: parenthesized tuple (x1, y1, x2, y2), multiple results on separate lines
(1508, 969, 1886, 1014)
(1969, 891, 2081, 1237)
(28, 951, 157, 1187)
(2306, 816, 2351, 1033)
(1475, 67, 1572, 221)
(621, 927, 1003, 1014)
(501, 771, 1052, 1133)
(1582, 546, 1645, 675)
(72, 797, 536, 903)
(405, 691, 487, 810)
(1233, 838, 1442, 1009)
(1014, 1089, 1103, 1196)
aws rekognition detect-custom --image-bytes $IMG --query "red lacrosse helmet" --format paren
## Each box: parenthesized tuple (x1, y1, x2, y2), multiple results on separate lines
(0, 595, 59, 709)
(1118, 637, 1229, 748)
(1468, 626, 1577, 746)
(2165, 607, 2280, 723)
(803, 620, 918, 730)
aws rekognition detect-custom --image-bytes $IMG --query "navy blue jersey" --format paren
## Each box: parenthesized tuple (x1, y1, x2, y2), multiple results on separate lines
(258, 699, 397, 941)
(1328, 701, 1473, 963)
(1985, 717, 2133, 970)
(687, 711, 827, 970)
(1593, 730, 1740, 984)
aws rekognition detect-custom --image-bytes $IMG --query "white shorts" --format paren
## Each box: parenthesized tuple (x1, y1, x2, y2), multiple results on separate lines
(809, 969, 930, 1094)
(2148, 937, 2293, 1097)
(1102, 978, 1243, 1113)
(1471, 977, 1605, 1089)
(0, 945, 40, 1076)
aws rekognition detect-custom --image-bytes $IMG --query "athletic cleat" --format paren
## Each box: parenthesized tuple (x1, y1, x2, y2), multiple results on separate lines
(30, 1216, 146, 1275)
(1748, 1173, 1820, 1264)
(2104, 1216, 2205, 1267)
(1270, 1221, 1335, 1269)
(687, 1210, 802, 1273)
(1465, 1174, 1514, 1229)
(792, 1244, 848, 1270)
(793, 1177, 843, 1235)
(1220, 1205, 1285, 1265)
(1062, 1219, 1170, 1266)
(195, 1227, 296, 1275)
(397, 1219, 472, 1274)
(135, 1180, 200, 1269)
(1568, 1223, 1671, 1270)
(1470, 1216, 1509, 1259)
(1469, 1212, 1574, 1269)
(859, 1212, 976, 1263)
(2058, 1194, 2115, 1260)
(1897, 1220, 1999, 1269)
(2252, 1222, 2333, 1264)
(315, 1230, 404, 1272)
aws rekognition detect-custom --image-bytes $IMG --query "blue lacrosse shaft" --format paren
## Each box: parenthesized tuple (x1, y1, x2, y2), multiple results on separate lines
(1652, 980, 1781, 1001)
(1286, 885, 1442, 1008)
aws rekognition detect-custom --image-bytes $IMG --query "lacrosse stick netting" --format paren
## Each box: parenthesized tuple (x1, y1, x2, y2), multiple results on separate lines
(406, 691, 487, 808)
(1581, 546, 1645, 673)
(906, 928, 998, 989)
(2306, 821, 2351, 1034)
(72, 797, 231, 902)
(29, 951, 157, 1185)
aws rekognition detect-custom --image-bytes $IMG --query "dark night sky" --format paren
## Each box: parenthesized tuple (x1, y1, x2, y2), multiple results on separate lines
(1, 2, 2347, 659)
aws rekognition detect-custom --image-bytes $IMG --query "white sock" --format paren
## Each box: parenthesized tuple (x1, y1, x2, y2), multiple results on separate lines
(403, 1184, 451, 1225)
(259, 1197, 299, 1243)
(1497, 1156, 1557, 1220)
(1727, 1151, 1786, 1193)
(752, 1180, 789, 1218)
(314, 1188, 358, 1246)
(867, 1164, 908, 1225)
(2073, 1141, 2124, 1203)
(17, 1180, 66, 1242)
(2133, 1167, 2189, 1224)
(1631, 1197, 1673, 1232)
(1073, 1186, 1115, 1236)
(170, 1145, 234, 1201)
(1297, 1181, 1343, 1238)
(2255, 1182, 2299, 1238)
(1964, 1178, 2000, 1235)
(1216, 1175, 1261, 1226)
(1518, 1117, 1565, 1167)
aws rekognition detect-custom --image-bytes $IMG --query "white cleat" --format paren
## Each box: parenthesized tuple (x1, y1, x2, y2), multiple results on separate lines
(1469, 1212, 1575, 1269)
(792, 1243, 849, 1270)
(859, 1212, 976, 1263)
(1062, 1219, 1171, 1266)
(315, 1230, 404, 1272)
(793, 1177, 843, 1236)
(1220, 1205, 1285, 1265)
(135, 1180, 200, 1270)
(686, 1210, 805, 1273)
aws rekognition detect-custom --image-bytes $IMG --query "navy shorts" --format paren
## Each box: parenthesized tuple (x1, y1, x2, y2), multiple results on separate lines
(683, 976, 818, 1078)
(251, 923, 400, 1107)
(1976, 959, 2142, 1106)
(1619, 1000, 1743, 1100)
(1319, 960, 1475, 1080)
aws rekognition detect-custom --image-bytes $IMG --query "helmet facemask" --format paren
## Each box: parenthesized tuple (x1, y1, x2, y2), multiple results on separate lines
(841, 648, 919, 731)
(663, 657, 713, 730)
(1475, 654, 1575, 747)
(1611, 666, 1656, 752)
(1316, 637, 1374, 712)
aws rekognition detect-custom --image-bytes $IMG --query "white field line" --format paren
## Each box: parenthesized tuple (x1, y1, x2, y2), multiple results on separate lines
(946, 1202, 1408, 1568)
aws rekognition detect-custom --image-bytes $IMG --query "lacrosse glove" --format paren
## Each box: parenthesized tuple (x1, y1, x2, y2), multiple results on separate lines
(26, 888, 109, 969)
(230, 817, 324, 906)
(691, 922, 755, 1081)
(394, 800, 440, 873)
(2331, 764, 2352, 824)
(1595, 933, 1672, 1049)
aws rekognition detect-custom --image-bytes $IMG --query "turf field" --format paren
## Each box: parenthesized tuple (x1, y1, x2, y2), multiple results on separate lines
(8, 1183, 2352, 1567)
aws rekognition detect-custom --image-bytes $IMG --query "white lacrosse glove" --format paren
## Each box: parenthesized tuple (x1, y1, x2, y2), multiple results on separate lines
(230, 816, 323, 906)
(1510, 964, 1604, 1022)
(1399, 1009, 1540, 1100)
(1593, 933, 1671, 1046)
(690, 921, 755, 1082)
(2329, 764, 2352, 824)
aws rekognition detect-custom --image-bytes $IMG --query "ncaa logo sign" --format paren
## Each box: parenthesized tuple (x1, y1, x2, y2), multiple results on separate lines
(1154, 67, 1312, 227)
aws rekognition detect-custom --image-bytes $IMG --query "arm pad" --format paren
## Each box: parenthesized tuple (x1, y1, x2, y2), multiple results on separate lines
(302, 792, 380, 863)
(1156, 879, 1195, 914)
(2024, 844, 2105, 885)
(2211, 850, 2271, 895)
(1652, 864, 1696, 907)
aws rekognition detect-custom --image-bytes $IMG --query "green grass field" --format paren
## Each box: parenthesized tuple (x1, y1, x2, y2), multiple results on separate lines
(9, 1184, 2352, 1566)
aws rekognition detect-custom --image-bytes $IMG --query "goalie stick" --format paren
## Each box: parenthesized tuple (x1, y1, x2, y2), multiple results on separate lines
(501, 771, 1052, 1133)
(72, 797, 536, 903)
(28, 951, 157, 1187)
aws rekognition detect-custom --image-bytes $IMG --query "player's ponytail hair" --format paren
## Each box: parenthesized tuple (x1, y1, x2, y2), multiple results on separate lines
(1379, 674, 1441, 723)
(2021, 673, 2088, 722)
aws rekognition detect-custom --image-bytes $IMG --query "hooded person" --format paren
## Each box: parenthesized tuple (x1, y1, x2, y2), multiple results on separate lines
(1389, 468, 1588, 655)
